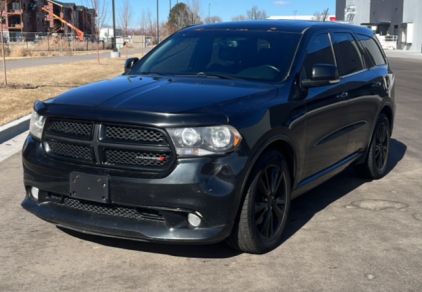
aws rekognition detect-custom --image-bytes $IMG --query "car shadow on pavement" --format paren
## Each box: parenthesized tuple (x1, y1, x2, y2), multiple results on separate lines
(283, 138, 406, 243)
(59, 138, 406, 258)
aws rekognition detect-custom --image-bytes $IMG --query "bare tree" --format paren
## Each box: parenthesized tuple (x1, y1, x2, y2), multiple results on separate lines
(118, 0, 134, 37)
(85, 0, 108, 64)
(232, 15, 247, 21)
(247, 6, 267, 20)
(146, 8, 156, 37)
(313, 8, 329, 21)
(1, 0, 13, 86)
(188, 0, 202, 24)
(85, 0, 108, 31)
(204, 16, 222, 24)
(139, 9, 146, 34)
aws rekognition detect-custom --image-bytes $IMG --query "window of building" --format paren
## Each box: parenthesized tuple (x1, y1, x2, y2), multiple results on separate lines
(12, 2, 20, 11)
(332, 33, 364, 76)
(303, 33, 336, 79)
(358, 34, 386, 66)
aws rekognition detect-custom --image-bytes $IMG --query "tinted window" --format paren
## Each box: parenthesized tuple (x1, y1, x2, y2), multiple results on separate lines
(333, 33, 364, 76)
(303, 33, 335, 79)
(131, 30, 302, 82)
(150, 38, 199, 73)
(358, 34, 386, 66)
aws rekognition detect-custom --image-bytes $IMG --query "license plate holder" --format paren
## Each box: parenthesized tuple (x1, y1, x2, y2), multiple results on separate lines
(70, 172, 109, 203)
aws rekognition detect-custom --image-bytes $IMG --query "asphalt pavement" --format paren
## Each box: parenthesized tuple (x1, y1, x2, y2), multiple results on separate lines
(0, 57, 421, 292)
(0, 47, 152, 71)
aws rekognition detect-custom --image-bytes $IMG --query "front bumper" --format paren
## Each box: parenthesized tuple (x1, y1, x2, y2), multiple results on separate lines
(22, 136, 248, 244)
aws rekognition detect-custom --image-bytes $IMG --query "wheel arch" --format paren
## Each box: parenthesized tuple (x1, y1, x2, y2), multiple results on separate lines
(380, 104, 394, 135)
(235, 135, 298, 213)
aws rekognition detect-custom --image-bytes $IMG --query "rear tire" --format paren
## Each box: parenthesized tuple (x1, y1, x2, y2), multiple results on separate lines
(227, 150, 291, 254)
(355, 114, 390, 179)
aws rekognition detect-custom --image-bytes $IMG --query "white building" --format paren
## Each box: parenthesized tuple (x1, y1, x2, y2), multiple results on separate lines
(99, 27, 122, 42)
(336, 0, 422, 51)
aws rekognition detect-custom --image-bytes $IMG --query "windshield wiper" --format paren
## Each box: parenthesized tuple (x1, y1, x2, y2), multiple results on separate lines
(196, 72, 241, 80)
(140, 72, 167, 76)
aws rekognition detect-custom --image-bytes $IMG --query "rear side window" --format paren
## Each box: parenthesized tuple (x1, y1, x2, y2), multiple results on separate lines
(358, 34, 386, 66)
(332, 33, 364, 76)
(303, 33, 336, 79)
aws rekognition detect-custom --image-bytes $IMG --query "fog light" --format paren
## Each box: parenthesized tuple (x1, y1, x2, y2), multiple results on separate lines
(188, 213, 201, 227)
(30, 187, 39, 201)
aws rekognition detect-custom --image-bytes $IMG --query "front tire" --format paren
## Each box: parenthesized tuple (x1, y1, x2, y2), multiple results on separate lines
(355, 114, 391, 179)
(227, 150, 291, 254)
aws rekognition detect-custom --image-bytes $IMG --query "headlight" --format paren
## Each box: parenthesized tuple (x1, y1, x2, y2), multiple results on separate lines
(167, 125, 242, 156)
(29, 110, 45, 140)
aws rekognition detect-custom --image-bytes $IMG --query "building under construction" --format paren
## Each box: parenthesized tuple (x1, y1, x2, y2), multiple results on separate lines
(1, 0, 95, 40)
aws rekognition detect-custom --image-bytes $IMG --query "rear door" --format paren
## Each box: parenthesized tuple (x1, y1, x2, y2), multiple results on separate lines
(330, 30, 380, 154)
(301, 32, 350, 179)
(351, 34, 393, 151)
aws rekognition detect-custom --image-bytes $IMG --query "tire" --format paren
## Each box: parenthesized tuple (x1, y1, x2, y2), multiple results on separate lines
(355, 114, 391, 179)
(227, 150, 292, 254)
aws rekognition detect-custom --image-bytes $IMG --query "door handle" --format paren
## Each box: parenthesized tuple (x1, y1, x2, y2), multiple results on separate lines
(336, 92, 348, 100)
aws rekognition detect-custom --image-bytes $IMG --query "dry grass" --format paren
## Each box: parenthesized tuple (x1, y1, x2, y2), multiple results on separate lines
(0, 53, 143, 126)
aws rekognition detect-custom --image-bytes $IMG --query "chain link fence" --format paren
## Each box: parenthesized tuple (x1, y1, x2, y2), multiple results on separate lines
(1, 32, 151, 57)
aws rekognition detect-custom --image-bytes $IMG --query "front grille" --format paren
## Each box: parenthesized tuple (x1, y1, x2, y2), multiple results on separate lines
(47, 119, 92, 138)
(104, 149, 170, 167)
(57, 196, 165, 221)
(47, 139, 93, 162)
(105, 125, 165, 143)
(43, 118, 175, 172)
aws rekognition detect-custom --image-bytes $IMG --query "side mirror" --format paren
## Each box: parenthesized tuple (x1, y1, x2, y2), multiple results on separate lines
(124, 57, 139, 73)
(302, 64, 340, 88)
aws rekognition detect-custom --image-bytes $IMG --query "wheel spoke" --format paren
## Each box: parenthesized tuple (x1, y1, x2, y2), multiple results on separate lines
(260, 212, 270, 237)
(263, 169, 271, 194)
(257, 179, 269, 197)
(377, 150, 383, 169)
(274, 197, 285, 205)
(272, 203, 285, 219)
(255, 202, 267, 214)
(269, 211, 274, 237)
(270, 167, 280, 194)
(256, 207, 267, 225)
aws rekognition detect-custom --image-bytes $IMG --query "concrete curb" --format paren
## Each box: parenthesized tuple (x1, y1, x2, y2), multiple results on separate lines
(0, 114, 31, 144)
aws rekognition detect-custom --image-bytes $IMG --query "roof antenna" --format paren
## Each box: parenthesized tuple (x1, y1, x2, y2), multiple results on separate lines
(323, 8, 329, 22)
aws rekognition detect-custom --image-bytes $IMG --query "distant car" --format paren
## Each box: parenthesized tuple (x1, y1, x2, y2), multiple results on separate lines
(22, 20, 395, 254)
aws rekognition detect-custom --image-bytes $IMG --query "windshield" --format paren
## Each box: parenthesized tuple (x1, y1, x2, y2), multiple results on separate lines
(130, 30, 302, 82)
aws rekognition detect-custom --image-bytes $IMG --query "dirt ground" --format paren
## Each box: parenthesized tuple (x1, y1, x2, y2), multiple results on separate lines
(0, 57, 132, 126)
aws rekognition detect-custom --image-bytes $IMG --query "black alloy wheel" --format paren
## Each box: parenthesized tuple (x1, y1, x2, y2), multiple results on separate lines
(227, 150, 291, 254)
(254, 164, 288, 240)
(355, 113, 391, 179)
(374, 121, 389, 171)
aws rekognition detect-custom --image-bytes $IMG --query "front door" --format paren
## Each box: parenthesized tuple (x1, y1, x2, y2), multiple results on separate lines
(301, 32, 350, 179)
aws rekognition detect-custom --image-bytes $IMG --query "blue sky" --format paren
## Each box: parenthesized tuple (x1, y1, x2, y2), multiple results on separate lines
(73, 0, 336, 25)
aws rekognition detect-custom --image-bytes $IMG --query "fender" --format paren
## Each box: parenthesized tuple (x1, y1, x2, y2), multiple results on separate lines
(228, 134, 298, 226)
(356, 102, 394, 165)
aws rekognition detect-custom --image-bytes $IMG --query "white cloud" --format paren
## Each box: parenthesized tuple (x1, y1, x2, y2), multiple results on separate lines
(273, 1, 291, 5)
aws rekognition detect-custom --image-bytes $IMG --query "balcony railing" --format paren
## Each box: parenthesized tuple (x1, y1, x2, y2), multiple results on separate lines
(8, 23, 23, 28)
(7, 9, 23, 14)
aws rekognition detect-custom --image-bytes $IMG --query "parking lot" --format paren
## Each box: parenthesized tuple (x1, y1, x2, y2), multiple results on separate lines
(0, 56, 421, 292)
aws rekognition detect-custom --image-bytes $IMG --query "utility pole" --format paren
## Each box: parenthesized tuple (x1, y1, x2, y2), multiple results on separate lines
(208, 3, 210, 20)
(112, 0, 117, 52)
(157, 0, 160, 43)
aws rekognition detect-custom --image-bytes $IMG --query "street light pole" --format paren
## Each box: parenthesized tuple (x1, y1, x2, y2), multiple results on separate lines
(157, 0, 160, 43)
(112, 0, 117, 52)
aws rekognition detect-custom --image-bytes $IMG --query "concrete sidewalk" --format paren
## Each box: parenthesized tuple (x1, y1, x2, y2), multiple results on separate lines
(0, 47, 152, 71)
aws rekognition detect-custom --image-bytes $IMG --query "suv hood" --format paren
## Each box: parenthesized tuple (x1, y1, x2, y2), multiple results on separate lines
(51, 75, 279, 116)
